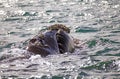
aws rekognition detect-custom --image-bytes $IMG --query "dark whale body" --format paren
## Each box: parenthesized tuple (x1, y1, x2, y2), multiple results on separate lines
(27, 24, 74, 57)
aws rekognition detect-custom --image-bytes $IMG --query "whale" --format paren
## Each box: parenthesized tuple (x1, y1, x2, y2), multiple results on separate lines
(27, 24, 75, 57)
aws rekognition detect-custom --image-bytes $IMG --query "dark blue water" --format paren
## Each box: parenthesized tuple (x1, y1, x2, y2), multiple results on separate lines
(0, 0, 120, 78)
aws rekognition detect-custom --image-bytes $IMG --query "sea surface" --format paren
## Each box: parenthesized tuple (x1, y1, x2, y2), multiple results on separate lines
(0, 0, 120, 79)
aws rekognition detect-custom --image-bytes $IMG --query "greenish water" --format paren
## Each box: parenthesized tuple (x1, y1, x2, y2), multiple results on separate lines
(0, 0, 120, 79)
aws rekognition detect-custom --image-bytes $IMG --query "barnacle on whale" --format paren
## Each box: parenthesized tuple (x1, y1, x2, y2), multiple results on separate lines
(48, 24, 70, 33)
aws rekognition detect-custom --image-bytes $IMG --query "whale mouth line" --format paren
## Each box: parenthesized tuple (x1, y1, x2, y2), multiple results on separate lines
(56, 33, 66, 54)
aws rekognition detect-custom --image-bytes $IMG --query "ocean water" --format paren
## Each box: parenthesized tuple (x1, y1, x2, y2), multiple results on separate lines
(0, 0, 120, 79)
